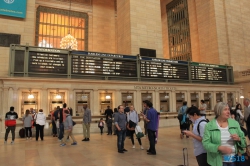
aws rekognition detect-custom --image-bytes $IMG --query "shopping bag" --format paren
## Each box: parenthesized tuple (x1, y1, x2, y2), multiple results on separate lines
(135, 125, 144, 138)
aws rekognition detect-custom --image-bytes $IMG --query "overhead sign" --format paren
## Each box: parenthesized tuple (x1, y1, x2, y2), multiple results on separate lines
(0, 0, 27, 18)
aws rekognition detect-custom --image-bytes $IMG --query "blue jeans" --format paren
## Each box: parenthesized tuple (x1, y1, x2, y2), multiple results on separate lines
(223, 162, 236, 166)
(117, 130, 126, 151)
(58, 123, 64, 140)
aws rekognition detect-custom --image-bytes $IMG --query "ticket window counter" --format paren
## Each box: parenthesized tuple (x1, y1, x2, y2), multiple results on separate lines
(216, 93, 223, 103)
(176, 93, 185, 112)
(159, 93, 170, 112)
(122, 93, 134, 107)
(76, 92, 90, 117)
(49, 92, 65, 116)
(100, 93, 113, 115)
(190, 93, 199, 107)
(204, 93, 212, 110)
(141, 93, 152, 112)
(21, 92, 38, 116)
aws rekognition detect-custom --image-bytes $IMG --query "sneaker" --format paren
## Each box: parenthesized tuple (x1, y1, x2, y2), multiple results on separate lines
(26, 137, 28, 140)
(71, 142, 77, 145)
(58, 139, 62, 142)
(140, 146, 144, 150)
(82, 138, 87, 141)
(11, 141, 14, 145)
(60, 143, 66, 147)
(123, 149, 128, 152)
(4, 141, 7, 144)
(132, 145, 135, 149)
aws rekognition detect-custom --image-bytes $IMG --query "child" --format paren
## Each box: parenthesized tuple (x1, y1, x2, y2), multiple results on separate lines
(98, 118, 105, 135)
(107, 116, 112, 135)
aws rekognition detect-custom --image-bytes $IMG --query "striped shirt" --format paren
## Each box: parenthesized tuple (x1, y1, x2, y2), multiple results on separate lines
(216, 121, 235, 162)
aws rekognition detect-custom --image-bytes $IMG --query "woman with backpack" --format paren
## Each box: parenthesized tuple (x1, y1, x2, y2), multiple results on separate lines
(178, 101, 190, 139)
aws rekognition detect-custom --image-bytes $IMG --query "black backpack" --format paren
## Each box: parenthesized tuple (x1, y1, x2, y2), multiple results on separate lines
(197, 119, 209, 135)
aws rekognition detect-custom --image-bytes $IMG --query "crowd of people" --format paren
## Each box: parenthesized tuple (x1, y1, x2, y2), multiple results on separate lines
(178, 99, 250, 166)
(5, 98, 250, 165)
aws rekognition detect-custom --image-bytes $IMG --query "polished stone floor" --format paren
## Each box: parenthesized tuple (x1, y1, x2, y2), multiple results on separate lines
(1, 126, 200, 166)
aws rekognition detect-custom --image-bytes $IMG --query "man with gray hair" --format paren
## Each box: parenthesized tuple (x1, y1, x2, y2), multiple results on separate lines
(243, 98, 250, 140)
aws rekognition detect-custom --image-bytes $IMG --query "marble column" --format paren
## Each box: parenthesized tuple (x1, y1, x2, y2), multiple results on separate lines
(155, 90, 160, 111)
(2, 88, 9, 133)
(135, 90, 142, 112)
(92, 89, 99, 115)
(186, 90, 190, 106)
(171, 90, 176, 112)
(40, 89, 48, 115)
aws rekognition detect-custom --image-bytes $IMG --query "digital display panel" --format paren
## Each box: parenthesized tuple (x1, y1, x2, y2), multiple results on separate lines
(71, 51, 137, 77)
(140, 57, 189, 79)
(191, 62, 227, 81)
(29, 52, 67, 74)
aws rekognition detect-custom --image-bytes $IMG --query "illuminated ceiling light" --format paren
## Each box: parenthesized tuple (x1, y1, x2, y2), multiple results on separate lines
(81, 95, 88, 101)
(196, 94, 199, 99)
(181, 94, 184, 99)
(28, 94, 34, 99)
(147, 95, 151, 99)
(165, 95, 169, 99)
(127, 95, 132, 100)
(240, 96, 244, 99)
(56, 94, 62, 99)
(106, 95, 111, 99)
(60, 0, 78, 50)
(28, 90, 34, 99)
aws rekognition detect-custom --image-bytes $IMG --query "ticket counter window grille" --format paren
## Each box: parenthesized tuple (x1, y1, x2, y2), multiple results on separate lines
(35, 6, 88, 50)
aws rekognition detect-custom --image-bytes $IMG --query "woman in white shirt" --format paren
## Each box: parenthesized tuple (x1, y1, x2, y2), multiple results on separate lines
(34, 109, 46, 141)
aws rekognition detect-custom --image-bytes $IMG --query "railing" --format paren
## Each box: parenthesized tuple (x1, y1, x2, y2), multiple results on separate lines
(9, 45, 234, 84)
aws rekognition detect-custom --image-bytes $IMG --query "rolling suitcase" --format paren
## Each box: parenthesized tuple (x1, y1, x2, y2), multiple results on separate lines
(19, 128, 25, 138)
(178, 148, 189, 166)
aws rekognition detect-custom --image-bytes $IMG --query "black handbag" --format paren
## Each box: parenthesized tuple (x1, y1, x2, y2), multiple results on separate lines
(33, 114, 37, 126)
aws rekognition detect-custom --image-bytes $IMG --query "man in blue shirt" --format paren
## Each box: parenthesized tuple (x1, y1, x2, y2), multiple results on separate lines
(141, 100, 158, 155)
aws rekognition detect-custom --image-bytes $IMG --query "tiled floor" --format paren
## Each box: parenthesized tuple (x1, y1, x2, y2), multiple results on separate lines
(1, 126, 199, 166)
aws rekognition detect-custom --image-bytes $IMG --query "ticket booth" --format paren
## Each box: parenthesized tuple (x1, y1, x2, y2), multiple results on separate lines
(75, 92, 90, 116)
(49, 91, 65, 114)
(159, 93, 170, 112)
(100, 92, 113, 115)
(122, 92, 134, 107)
(21, 91, 38, 116)
(176, 93, 185, 112)
(204, 93, 212, 110)
(190, 93, 199, 107)
(141, 92, 152, 111)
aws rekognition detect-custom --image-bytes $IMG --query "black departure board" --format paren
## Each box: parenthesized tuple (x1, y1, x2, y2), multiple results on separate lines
(191, 62, 227, 81)
(29, 52, 67, 73)
(71, 51, 137, 77)
(140, 57, 189, 79)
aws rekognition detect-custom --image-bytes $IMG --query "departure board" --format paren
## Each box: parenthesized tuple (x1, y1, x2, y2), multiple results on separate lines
(191, 62, 227, 81)
(29, 52, 67, 74)
(140, 57, 189, 79)
(71, 51, 137, 77)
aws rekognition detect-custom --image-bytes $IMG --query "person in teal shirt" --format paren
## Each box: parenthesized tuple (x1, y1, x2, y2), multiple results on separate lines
(202, 102, 246, 166)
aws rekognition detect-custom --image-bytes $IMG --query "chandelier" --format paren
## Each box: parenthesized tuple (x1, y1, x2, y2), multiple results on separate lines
(60, 34, 78, 50)
(60, 0, 78, 50)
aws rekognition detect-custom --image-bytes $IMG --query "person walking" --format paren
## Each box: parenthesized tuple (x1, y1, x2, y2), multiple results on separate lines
(141, 100, 158, 155)
(60, 110, 77, 146)
(82, 104, 91, 141)
(183, 106, 209, 166)
(107, 116, 113, 135)
(114, 105, 127, 153)
(35, 109, 46, 141)
(4, 106, 18, 145)
(127, 105, 143, 150)
(23, 109, 33, 140)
